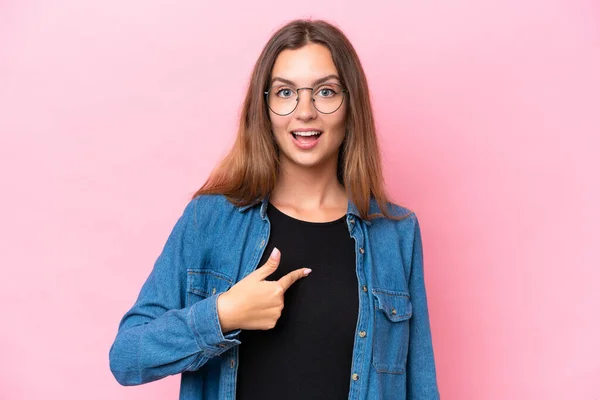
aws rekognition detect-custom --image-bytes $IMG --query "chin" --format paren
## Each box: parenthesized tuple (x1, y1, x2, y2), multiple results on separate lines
(292, 153, 337, 169)
(288, 156, 319, 168)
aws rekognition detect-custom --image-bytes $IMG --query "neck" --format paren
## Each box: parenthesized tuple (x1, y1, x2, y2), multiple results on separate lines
(270, 157, 347, 211)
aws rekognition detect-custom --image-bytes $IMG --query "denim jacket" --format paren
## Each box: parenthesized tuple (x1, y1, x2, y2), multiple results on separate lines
(109, 194, 440, 399)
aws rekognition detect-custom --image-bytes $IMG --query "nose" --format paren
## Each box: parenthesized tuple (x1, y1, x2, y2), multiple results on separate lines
(294, 88, 317, 120)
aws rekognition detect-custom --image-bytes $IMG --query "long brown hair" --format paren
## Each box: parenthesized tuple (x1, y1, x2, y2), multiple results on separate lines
(194, 19, 406, 220)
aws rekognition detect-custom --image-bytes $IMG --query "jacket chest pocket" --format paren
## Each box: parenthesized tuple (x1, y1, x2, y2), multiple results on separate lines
(186, 268, 233, 306)
(372, 289, 412, 374)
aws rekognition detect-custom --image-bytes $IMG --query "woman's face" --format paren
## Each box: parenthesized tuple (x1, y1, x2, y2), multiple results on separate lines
(268, 43, 347, 172)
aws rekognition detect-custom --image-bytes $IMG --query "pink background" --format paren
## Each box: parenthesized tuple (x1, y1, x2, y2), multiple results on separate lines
(1, 0, 599, 399)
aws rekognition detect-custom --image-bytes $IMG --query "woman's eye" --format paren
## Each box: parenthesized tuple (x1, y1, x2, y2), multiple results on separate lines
(277, 89, 294, 98)
(318, 88, 335, 97)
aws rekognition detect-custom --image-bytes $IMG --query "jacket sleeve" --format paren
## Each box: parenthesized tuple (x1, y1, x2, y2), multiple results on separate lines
(406, 214, 440, 399)
(108, 198, 241, 386)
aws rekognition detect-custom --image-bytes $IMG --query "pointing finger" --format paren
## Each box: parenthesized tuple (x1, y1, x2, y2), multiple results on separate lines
(277, 268, 312, 291)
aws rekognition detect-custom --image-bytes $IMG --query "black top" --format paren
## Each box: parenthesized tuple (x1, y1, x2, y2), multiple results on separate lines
(236, 203, 358, 400)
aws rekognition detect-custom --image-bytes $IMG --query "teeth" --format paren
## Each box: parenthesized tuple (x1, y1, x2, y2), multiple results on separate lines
(292, 131, 321, 136)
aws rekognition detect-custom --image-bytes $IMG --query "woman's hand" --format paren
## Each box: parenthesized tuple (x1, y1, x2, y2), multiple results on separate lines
(216, 248, 311, 333)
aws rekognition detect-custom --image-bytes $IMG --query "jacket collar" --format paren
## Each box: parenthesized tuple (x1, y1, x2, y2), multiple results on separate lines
(238, 196, 371, 225)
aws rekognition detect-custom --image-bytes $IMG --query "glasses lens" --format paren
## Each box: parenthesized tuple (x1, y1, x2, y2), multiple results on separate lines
(267, 87, 298, 115)
(313, 83, 344, 114)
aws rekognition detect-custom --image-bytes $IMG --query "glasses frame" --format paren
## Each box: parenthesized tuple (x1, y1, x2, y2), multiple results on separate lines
(264, 84, 349, 116)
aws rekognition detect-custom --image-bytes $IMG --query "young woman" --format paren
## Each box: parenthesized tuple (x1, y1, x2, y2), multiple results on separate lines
(109, 19, 440, 400)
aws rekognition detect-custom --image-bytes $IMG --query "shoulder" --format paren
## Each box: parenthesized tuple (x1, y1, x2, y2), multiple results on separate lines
(368, 199, 420, 237)
(180, 194, 240, 227)
(369, 198, 417, 222)
(386, 201, 415, 220)
(189, 193, 237, 211)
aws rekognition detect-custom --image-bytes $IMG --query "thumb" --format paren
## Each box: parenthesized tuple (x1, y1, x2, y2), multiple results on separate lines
(252, 247, 281, 280)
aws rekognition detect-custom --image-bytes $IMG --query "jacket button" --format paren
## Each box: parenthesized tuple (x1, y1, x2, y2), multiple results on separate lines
(391, 308, 397, 315)
(212, 288, 217, 295)
(359, 248, 365, 254)
(260, 239, 265, 248)
(359, 331, 366, 338)
(352, 373, 359, 381)
(230, 359, 235, 368)
(362, 285, 368, 292)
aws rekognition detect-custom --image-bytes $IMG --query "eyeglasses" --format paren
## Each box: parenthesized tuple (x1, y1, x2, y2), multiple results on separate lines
(264, 83, 348, 116)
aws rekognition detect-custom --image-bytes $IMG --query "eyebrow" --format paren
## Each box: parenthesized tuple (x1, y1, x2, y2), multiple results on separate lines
(271, 74, 341, 87)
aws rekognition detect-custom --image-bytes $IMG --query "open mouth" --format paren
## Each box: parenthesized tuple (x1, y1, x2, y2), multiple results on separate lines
(291, 130, 322, 143)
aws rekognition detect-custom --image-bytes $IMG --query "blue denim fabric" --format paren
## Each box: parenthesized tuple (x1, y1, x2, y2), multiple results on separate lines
(109, 194, 440, 399)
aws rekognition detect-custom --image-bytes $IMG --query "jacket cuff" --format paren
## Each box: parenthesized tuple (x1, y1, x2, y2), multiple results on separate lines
(188, 294, 241, 357)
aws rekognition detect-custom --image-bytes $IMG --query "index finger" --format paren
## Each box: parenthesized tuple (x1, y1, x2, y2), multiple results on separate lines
(277, 268, 312, 291)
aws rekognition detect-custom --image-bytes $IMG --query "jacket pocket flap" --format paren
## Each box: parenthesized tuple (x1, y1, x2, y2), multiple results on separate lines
(187, 269, 233, 297)
(373, 290, 412, 322)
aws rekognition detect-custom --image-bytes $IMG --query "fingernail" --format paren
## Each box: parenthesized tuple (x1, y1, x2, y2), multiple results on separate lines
(270, 247, 280, 260)
(303, 268, 312, 276)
